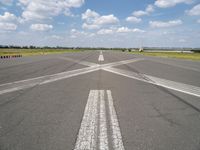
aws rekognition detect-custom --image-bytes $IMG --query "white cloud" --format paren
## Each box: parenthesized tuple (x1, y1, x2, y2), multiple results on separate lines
(0, 22, 17, 30)
(97, 27, 145, 35)
(146, 4, 154, 13)
(30, 24, 53, 31)
(132, 28, 146, 33)
(117, 27, 145, 33)
(0, 12, 18, 31)
(65, 0, 85, 8)
(22, 1, 62, 20)
(94, 15, 119, 25)
(20, 0, 85, 21)
(150, 20, 182, 28)
(197, 19, 200, 23)
(132, 4, 154, 17)
(132, 10, 148, 17)
(187, 4, 200, 16)
(0, 12, 17, 22)
(82, 9, 99, 21)
(126, 16, 141, 23)
(155, 0, 193, 8)
(70, 28, 94, 38)
(82, 9, 119, 30)
(82, 23, 100, 29)
(116, 27, 132, 33)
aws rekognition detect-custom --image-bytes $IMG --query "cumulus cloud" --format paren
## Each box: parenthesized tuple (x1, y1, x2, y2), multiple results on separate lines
(70, 28, 95, 38)
(132, 10, 148, 17)
(20, 0, 85, 21)
(132, 4, 154, 17)
(97, 27, 145, 35)
(0, 12, 18, 31)
(82, 23, 100, 30)
(126, 4, 153, 24)
(150, 20, 182, 28)
(0, 22, 17, 31)
(146, 4, 154, 13)
(154, 0, 193, 8)
(30, 24, 53, 31)
(126, 16, 141, 23)
(82, 9, 119, 30)
(94, 15, 119, 25)
(0, 12, 17, 22)
(82, 9, 99, 21)
(186, 4, 200, 16)
(117, 27, 145, 33)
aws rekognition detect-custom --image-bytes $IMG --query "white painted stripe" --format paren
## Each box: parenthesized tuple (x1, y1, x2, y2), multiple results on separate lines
(40, 66, 99, 84)
(98, 51, 104, 62)
(0, 66, 99, 95)
(146, 75, 200, 98)
(104, 67, 200, 98)
(99, 90, 109, 150)
(98, 55, 104, 62)
(102, 58, 144, 68)
(0, 57, 157, 96)
(74, 90, 99, 150)
(107, 90, 125, 150)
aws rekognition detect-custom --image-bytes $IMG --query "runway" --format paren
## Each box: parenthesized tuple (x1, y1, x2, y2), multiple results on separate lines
(0, 50, 200, 150)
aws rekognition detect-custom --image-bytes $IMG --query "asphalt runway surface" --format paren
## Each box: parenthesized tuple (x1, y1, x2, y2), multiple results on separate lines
(0, 50, 200, 150)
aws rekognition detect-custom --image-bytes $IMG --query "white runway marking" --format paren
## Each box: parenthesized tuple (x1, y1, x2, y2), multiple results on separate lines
(74, 90, 124, 150)
(98, 51, 104, 62)
(74, 90, 99, 150)
(107, 90, 125, 150)
(102, 58, 144, 68)
(99, 90, 109, 150)
(146, 75, 200, 98)
(104, 67, 200, 98)
(0, 56, 199, 98)
(0, 58, 143, 95)
(0, 66, 99, 95)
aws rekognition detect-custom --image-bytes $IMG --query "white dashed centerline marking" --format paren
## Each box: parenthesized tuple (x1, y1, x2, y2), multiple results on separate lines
(74, 90, 124, 150)
(98, 51, 104, 62)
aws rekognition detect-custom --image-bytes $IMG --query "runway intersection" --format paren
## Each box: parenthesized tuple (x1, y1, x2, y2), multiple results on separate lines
(0, 51, 200, 150)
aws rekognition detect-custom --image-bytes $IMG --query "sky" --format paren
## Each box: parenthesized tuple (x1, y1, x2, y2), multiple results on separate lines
(0, 0, 200, 48)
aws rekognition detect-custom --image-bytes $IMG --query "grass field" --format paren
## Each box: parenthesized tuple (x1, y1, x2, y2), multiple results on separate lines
(0, 49, 83, 56)
(130, 51, 200, 61)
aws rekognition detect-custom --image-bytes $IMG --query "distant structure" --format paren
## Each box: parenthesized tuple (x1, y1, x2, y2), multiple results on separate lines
(139, 47, 143, 52)
(139, 39, 144, 52)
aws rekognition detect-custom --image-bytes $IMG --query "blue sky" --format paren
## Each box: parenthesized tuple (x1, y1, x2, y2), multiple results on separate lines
(0, 0, 200, 48)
